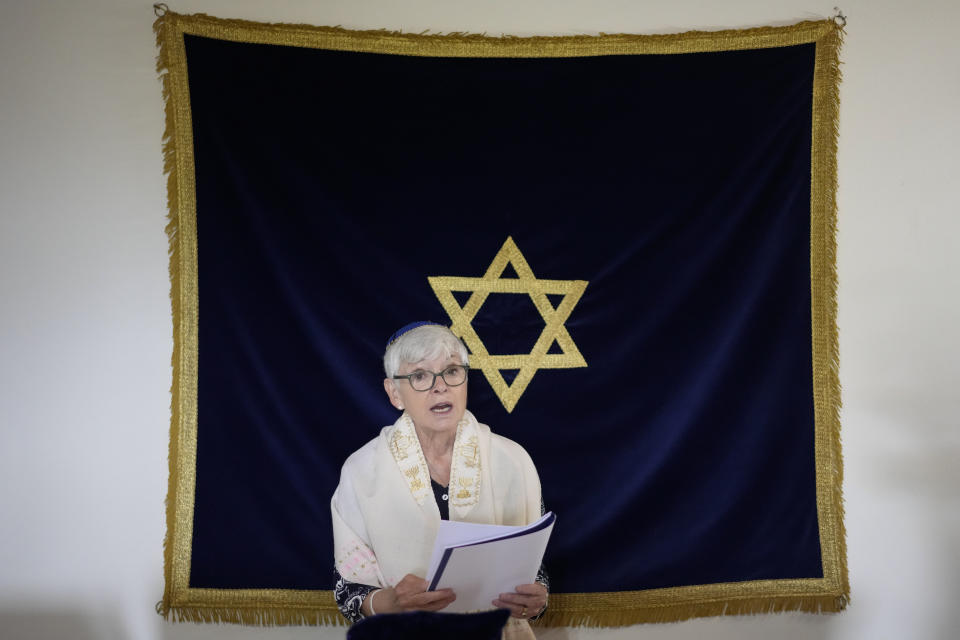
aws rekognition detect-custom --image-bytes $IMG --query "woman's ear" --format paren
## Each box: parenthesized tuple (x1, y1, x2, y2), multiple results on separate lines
(383, 378, 403, 410)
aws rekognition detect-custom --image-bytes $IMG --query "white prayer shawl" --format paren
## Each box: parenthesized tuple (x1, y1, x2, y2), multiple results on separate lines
(332, 410, 541, 638)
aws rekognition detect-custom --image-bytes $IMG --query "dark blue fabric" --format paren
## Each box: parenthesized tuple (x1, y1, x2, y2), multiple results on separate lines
(346, 609, 510, 640)
(184, 34, 822, 593)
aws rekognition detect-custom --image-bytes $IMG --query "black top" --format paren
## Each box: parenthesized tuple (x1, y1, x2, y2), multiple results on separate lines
(431, 478, 451, 521)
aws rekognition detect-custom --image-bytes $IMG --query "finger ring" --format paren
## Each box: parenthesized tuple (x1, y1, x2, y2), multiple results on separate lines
(521, 606, 527, 618)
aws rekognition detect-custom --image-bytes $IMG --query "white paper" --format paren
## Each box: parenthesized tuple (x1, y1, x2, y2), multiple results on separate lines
(426, 520, 521, 582)
(425, 512, 555, 613)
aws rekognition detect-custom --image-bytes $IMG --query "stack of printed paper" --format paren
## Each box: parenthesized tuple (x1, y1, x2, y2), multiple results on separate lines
(426, 512, 556, 613)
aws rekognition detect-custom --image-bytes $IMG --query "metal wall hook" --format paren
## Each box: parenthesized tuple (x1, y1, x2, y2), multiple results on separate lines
(833, 7, 847, 27)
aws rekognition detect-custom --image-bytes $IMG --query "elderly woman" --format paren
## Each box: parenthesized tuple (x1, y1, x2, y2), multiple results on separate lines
(331, 322, 549, 638)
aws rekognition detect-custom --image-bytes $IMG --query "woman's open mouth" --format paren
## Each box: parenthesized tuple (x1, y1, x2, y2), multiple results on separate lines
(430, 402, 453, 414)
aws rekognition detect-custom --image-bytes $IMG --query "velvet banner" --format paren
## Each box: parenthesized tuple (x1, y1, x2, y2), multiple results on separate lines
(155, 8, 847, 626)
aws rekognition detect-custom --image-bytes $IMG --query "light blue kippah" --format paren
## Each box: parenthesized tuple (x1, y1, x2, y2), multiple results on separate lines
(385, 321, 443, 349)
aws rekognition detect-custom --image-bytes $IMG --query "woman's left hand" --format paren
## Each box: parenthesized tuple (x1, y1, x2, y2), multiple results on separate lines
(492, 582, 548, 619)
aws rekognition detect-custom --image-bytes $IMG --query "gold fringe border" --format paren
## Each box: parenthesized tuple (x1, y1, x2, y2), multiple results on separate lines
(165, 606, 345, 626)
(537, 594, 845, 628)
(154, 12, 180, 620)
(154, 7, 847, 627)
(809, 19, 849, 612)
(149, 12, 839, 58)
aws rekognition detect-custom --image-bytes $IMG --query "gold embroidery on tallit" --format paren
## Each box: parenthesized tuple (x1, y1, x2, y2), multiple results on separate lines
(447, 417, 481, 513)
(461, 438, 479, 468)
(387, 413, 482, 515)
(389, 414, 432, 506)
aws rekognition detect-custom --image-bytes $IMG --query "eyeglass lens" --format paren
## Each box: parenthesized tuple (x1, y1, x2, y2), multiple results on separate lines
(410, 366, 467, 391)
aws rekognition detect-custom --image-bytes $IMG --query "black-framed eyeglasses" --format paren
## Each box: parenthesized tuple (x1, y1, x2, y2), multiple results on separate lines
(393, 364, 469, 392)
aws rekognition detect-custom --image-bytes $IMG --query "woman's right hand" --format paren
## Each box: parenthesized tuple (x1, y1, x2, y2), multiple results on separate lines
(368, 574, 456, 614)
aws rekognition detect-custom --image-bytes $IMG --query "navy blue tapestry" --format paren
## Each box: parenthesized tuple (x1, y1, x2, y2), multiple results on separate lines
(156, 11, 846, 626)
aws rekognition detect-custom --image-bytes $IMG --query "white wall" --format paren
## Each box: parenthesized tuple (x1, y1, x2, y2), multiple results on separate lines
(1, 1, 957, 639)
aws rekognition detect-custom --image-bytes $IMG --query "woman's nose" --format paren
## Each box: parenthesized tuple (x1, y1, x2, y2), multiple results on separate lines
(432, 375, 448, 391)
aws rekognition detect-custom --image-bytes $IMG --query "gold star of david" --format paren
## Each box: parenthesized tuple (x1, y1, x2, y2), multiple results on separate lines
(428, 236, 588, 413)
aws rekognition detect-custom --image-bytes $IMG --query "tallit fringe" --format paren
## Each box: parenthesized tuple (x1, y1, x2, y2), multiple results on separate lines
(535, 594, 848, 627)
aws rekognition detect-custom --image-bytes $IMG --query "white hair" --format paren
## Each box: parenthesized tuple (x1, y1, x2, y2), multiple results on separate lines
(383, 324, 470, 378)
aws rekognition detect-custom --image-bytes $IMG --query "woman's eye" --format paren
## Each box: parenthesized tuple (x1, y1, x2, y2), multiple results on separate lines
(411, 371, 429, 383)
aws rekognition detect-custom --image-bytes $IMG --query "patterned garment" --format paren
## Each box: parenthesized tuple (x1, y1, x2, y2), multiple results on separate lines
(333, 568, 378, 623)
(333, 480, 550, 622)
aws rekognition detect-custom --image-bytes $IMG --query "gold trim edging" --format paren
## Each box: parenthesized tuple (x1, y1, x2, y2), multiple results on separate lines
(155, 10, 847, 626)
